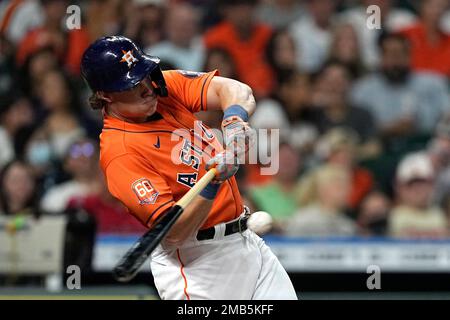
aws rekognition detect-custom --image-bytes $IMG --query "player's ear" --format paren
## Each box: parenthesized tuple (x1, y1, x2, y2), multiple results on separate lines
(88, 91, 110, 110)
(97, 91, 113, 103)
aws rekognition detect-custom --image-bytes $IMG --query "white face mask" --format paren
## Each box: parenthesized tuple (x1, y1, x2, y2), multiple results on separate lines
(26, 141, 52, 166)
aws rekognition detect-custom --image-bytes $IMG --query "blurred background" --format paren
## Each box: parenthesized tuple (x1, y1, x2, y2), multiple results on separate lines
(1, 0, 450, 299)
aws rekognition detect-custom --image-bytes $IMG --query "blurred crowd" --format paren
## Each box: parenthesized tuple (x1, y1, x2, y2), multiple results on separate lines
(1, 0, 450, 240)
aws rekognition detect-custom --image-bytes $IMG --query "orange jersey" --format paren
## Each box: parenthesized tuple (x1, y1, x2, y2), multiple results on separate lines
(99, 70, 243, 230)
(203, 21, 274, 98)
(399, 23, 450, 76)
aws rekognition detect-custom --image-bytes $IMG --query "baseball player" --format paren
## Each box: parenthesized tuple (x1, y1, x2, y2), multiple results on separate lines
(81, 36, 296, 300)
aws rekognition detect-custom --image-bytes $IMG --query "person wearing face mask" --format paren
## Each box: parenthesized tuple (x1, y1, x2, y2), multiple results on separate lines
(350, 32, 450, 145)
(26, 140, 53, 167)
(14, 125, 61, 197)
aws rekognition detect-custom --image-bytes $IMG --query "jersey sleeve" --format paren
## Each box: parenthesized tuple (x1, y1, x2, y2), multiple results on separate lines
(163, 69, 219, 113)
(105, 154, 175, 228)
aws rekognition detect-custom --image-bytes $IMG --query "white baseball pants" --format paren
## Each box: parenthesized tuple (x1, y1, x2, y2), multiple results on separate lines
(150, 219, 298, 300)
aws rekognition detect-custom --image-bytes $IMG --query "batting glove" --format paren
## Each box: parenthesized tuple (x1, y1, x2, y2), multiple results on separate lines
(200, 151, 239, 200)
(205, 151, 239, 184)
(221, 105, 256, 161)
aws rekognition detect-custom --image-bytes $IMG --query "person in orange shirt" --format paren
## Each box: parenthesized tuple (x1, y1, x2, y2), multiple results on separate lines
(203, 0, 274, 98)
(81, 36, 296, 300)
(399, 0, 450, 76)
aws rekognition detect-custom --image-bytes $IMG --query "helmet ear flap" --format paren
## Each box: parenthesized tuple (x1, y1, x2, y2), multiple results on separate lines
(150, 67, 168, 97)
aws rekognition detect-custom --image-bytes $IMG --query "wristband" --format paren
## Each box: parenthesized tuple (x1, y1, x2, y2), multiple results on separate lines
(223, 105, 249, 122)
(200, 182, 220, 200)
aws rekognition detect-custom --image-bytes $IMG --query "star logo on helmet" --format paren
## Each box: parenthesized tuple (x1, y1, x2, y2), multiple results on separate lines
(120, 50, 138, 68)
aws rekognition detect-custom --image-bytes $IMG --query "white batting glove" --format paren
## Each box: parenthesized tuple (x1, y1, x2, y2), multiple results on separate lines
(222, 113, 256, 161)
(205, 151, 239, 184)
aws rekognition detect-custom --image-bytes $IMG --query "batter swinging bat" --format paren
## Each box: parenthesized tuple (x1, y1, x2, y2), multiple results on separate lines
(113, 168, 218, 282)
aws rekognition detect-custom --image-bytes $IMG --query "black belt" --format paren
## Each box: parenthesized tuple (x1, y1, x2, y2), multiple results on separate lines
(197, 215, 249, 241)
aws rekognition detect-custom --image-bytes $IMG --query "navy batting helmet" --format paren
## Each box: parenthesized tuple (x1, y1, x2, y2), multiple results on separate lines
(81, 36, 168, 96)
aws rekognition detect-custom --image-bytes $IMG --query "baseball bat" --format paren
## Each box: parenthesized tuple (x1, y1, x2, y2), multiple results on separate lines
(112, 168, 218, 282)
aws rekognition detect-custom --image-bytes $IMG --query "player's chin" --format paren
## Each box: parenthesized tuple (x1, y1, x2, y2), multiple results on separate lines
(141, 99, 158, 115)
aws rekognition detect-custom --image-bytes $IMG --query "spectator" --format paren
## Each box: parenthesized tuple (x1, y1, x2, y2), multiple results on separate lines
(351, 33, 450, 140)
(327, 23, 366, 78)
(439, 4, 450, 34)
(37, 69, 86, 159)
(16, 125, 61, 197)
(204, 0, 274, 98)
(257, 0, 305, 29)
(445, 195, 450, 229)
(245, 66, 317, 157)
(428, 115, 450, 207)
(248, 143, 301, 226)
(0, 160, 40, 218)
(147, 3, 205, 70)
(84, 0, 122, 41)
(19, 46, 60, 97)
(389, 152, 448, 238)
(123, 0, 165, 49)
(312, 62, 380, 158)
(265, 29, 298, 78)
(0, 94, 34, 168)
(399, 0, 450, 77)
(203, 48, 238, 79)
(0, 36, 18, 102)
(284, 164, 357, 237)
(40, 138, 99, 214)
(67, 171, 147, 234)
(339, 0, 417, 68)
(289, 0, 337, 73)
(271, 69, 320, 154)
(16, 0, 90, 76)
(357, 191, 391, 236)
(195, 48, 239, 129)
(0, 0, 44, 45)
(274, 69, 314, 120)
(246, 101, 291, 187)
(251, 99, 291, 141)
(312, 128, 375, 210)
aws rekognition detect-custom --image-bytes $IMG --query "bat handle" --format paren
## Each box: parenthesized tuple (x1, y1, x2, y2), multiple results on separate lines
(176, 168, 217, 209)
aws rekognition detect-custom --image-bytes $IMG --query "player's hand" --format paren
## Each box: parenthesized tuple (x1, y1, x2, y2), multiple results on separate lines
(205, 151, 239, 183)
(221, 115, 256, 160)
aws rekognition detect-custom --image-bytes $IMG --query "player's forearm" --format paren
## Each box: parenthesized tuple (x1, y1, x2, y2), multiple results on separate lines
(217, 78, 256, 117)
(164, 197, 213, 246)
